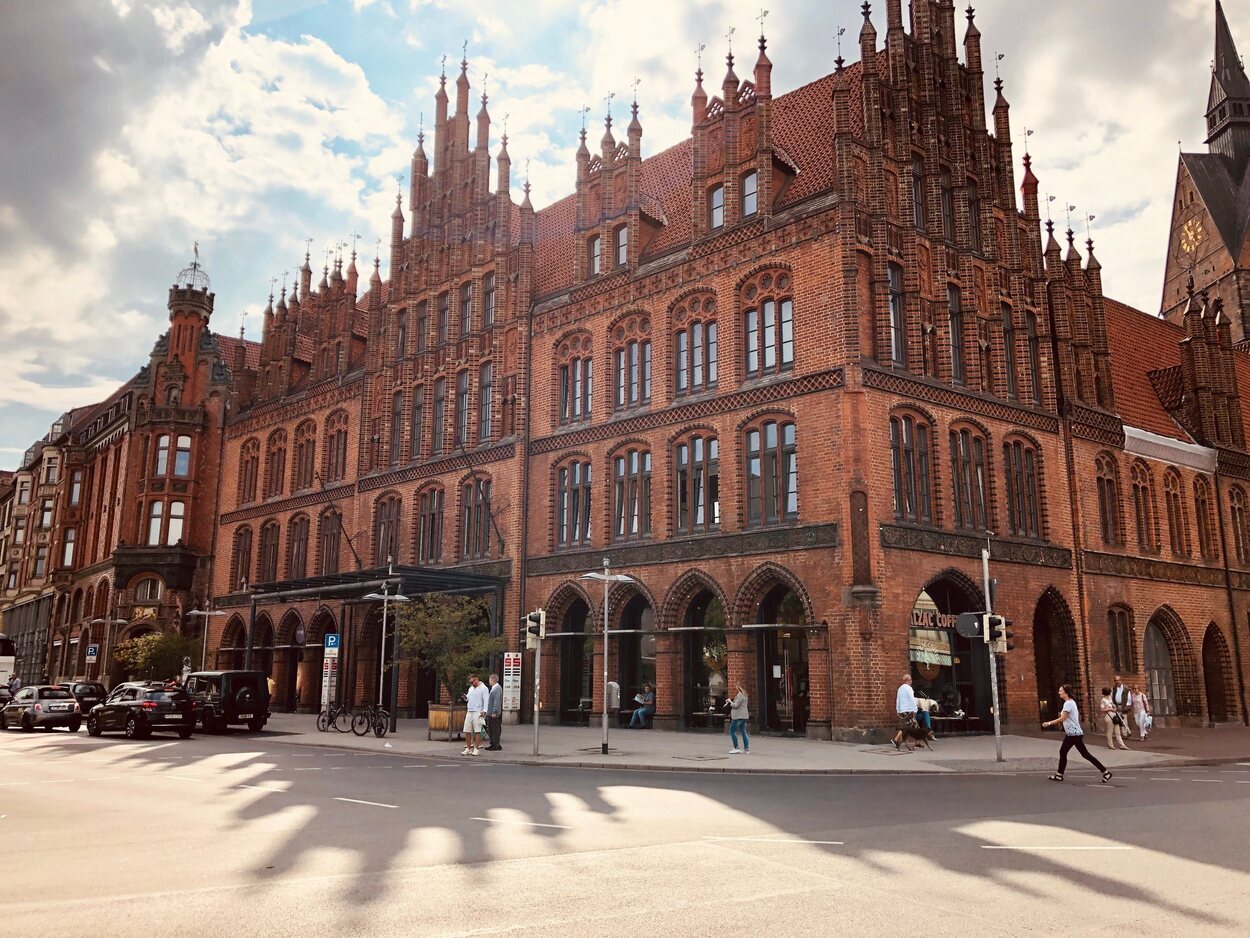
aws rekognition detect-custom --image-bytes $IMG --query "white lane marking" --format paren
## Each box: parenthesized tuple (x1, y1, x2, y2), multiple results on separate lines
(84, 775, 127, 781)
(1237, 780, 1250, 784)
(1149, 778, 1182, 782)
(293, 767, 322, 771)
(402, 764, 425, 768)
(1192, 779, 1223, 783)
(238, 784, 286, 793)
(165, 775, 201, 782)
(981, 845, 1133, 851)
(434, 764, 458, 768)
(703, 836, 844, 845)
(471, 816, 571, 829)
(335, 797, 397, 809)
(0, 779, 74, 786)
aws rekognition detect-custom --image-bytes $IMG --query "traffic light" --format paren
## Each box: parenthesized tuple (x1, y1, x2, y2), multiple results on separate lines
(989, 615, 1014, 653)
(524, 608, 546, 650)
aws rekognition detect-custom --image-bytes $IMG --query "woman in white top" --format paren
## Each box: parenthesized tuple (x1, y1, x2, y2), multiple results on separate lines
(1099, 686, 1130, 750)
(1131, 685, 1152, 741)
(1044, 684, 1113, 783)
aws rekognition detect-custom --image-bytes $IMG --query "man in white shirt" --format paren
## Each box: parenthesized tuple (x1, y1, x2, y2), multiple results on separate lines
(892, 674, 917, 751)
(463, 674, 490, 756)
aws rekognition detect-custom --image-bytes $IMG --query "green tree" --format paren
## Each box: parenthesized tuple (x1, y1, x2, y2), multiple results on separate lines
(113, 631, 199, 681)
(395, 595, 503, 701)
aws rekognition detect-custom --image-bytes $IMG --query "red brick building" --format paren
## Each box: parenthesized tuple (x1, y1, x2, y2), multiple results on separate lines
(206, 0, 1250, 738)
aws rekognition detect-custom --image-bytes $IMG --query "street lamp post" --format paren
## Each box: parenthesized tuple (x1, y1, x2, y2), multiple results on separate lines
(89, 614, 129, 687)
(579, 558, 637, 755)
(186, 606, 227, 670)
(364, 571, 410, 734)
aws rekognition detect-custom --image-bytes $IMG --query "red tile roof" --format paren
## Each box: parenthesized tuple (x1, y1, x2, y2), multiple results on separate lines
(1104, 299, 1191, 442)
(213, 333, 262, 370)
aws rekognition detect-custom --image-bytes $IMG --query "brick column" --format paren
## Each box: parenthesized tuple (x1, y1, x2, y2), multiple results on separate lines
(653, 630, 680, 730)
(806, 626, 833, 740)
(726, 629, 757, 730)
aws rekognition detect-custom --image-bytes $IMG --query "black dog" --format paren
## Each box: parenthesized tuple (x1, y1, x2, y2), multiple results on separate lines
(900, 724, 936, 751)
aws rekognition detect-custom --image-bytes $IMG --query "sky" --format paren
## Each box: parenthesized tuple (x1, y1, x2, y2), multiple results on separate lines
(0, 0, 1244, 469)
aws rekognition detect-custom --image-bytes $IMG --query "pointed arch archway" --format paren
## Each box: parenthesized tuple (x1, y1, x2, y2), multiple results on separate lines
(1202, 623, 1238, 724)
(909, 569, 992, 729)
(1144, 605, 1200, 720)
(1032, 587, 1081, 726)
(543, 581, 595, 725)
(661, 569, 730, 728)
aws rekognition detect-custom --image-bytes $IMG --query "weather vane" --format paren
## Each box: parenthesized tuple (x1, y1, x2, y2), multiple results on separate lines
(836, 26, 846, 59)
(695, 42, 706, 71)
(1085, 213, 1096, 240)
(758, 8, 769, 34)
(462, 38, 468, 62)
(631, 77, 640, 104)
(995, 51, 1005, 80)
(580, 105, 591, 131)
(726, 25, 736, 56)
(1045, 193, 1055, 221)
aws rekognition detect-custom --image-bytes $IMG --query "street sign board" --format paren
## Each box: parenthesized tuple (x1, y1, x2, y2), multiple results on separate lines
(954, 612, 985, 640)
(321, 657, 338, 710)
(86, 644, 100, 664)
(323, 633, 340, 660)
(502, 651, 522, 710)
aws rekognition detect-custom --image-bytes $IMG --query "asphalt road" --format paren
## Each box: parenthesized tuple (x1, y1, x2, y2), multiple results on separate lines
(3, 727, 1250, 936)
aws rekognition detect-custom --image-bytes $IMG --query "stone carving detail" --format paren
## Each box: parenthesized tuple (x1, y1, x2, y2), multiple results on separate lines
(1083, 550, 1226, 588)
(1217, 448, 1250, 481)
(531, 369, 844, 455)
(862, 366, 1059, 433)
(528, 522, 840, 577)
(879, 523, 1072, 568)
(1068, 403, 1126, 447)
(359, 441, 517, 492)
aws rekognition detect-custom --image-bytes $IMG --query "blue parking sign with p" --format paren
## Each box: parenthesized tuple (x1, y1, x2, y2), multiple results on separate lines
(324, 633, 340, 658)
(86, 644, 99, 663)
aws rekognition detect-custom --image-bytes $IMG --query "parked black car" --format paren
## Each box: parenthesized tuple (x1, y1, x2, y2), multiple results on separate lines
(182, 671, 270, 732)
(1, 685, 82, 732)
(60, 681, 107, 715)
(86, 685, 195, 739)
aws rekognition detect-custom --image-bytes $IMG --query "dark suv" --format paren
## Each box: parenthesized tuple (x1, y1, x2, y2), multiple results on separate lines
(183, 671, 270, 733)
(60, 681, 107, 715)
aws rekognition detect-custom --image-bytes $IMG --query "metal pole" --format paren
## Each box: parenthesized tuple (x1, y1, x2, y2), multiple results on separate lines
(532, 630, 542, 756)
(244, 593, 256, 670)
(602, 556, 610, 755)
(200, 616, 209, 670)
(982, 546, 1004, 763)
(388, 618, 400, 734)
(378, 585, 389, 708)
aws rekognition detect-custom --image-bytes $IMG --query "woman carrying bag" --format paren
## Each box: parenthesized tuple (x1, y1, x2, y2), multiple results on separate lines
(1100, 686, 1131, 750)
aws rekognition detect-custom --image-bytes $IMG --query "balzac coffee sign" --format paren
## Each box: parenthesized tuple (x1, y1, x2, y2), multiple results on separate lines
(911, 609, 959, 630)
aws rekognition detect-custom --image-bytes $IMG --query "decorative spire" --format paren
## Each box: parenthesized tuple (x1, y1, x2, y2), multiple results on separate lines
(692, 42, 708, 123)
(522, 156, 533, 209)
(965, 4, 979, 37)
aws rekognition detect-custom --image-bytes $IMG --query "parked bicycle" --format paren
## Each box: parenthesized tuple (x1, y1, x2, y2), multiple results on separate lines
(316, 701, 352, 733)
(352, 702, 390, 738)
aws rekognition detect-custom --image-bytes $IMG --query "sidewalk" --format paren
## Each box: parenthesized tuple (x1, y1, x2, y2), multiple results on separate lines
(258, 713, 1250, 774)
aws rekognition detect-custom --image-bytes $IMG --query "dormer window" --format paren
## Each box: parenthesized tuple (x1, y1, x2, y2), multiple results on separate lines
(709, 184, 725, 229)
(614, 225, 628, 267)
(588, 235, 602, 275)
(742, 171, 758, 217)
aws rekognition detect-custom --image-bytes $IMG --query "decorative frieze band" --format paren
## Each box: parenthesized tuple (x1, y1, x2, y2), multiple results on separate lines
(1083, 550, 1226, 588)
(862, 366, 1060, 433)
(880, 523, 1072, 568)
(220, 482, 355, 525)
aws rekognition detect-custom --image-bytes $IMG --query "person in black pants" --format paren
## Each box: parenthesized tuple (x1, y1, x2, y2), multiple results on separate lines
(1044, 684, 1113, 783)
(485, 673, 503, 751)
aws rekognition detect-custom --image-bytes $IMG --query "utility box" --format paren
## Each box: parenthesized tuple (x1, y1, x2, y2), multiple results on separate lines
(606, 680, 620, 711)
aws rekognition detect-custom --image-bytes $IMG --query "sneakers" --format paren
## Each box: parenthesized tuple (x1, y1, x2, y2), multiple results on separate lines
(728, 748, 741, 754)
(461, 747, 472, 755)
(471, 747, 481, 756)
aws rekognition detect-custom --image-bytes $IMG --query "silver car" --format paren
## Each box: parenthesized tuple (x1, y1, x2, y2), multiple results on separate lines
(0, 684, 82, 732)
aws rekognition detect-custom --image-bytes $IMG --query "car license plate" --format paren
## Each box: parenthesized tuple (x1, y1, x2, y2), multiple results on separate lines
(51, 704, 70, 711)
(238, 713, 253, 719)
(165, 714, 183, 720)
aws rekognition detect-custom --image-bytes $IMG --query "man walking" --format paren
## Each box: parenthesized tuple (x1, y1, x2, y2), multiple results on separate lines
(485, 673, 503, 751)
(462, 673, 489, 756)
(892, 673, 917, 751)
(1112, 675, 1133, 738)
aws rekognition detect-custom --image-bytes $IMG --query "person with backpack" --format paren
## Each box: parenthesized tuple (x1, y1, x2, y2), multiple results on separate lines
(1045, 684, 1113, 783)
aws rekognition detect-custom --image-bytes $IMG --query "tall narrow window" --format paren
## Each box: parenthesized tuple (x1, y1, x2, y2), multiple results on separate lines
(459, 282, 472, 336)
(154, 435, 171, 476)
(323, 413, 349, 483)
(559, 355, 593, 424)
(478, 362, 493, 442)
(968, 179, 982, 253)
(614, 340, 652, 409)
(462, 479, 492, 559)
(888, 263, 907, 367)
(1232, 486, 1250, 563)
(1163, 470, 1188, 556)
(614, 225, 628, 267)
(316, 511, 339, 575)
(743, 277, 795, 376)
(940, 169, 955, 242)
(288, 515, 309, 580)
(1096, 455, 1121, 545)
(258, 521, 279, 582)
(410, 386, 425, 460)
(1001, 303, 1017, 399)
(39, 498, 53, 529)
(613, 448, 652, 540)
(1026, 311, 1042, 404)
(432, 378, 446, 454)
(745, 420, 798, 527)
(174, 435, 191, 476)
(417, 487, 445, 563)
(483, 273, 496, 328)
(437, 292, 449, 345)
(264, 431, 287, 499)
(292, 421, 316, 490)
(675, 435, 719, 533)
(390, 391, 404, 464)
(947, 285, 965, 384)
(675, 315, 717, 394)
(232, 525, 252, 588)
(709, 184, 725, 229)
(1108, 606, 1134, 672)
(910, 155, 926, 231)
(33, 545, 48, 578)
(556, 460, 593, 547)
(1131, 462, 1157, 552)
(396, 310, 407, 359)
(147, 502, 164, 546)
(890, 414, 932, 523)
(1004, 440, 1041, 538)
(742, 170, 758, 217)
(416, 301, 428, 352)
(454, 370, 470, 447)
(69, 470, 82, 507)
(62, 528, 75, 568)
(949, 427, 988, 530)
(166, 500, 185, 545)
(588, 235, 602, 275)
(373, 495, 401, 566)
(1195, 476, 1216, 559)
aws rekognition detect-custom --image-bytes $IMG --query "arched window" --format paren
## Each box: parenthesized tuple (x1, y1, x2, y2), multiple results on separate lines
(153, 434, 171, 476)
(556, 459, 593, 548)
(1095, 454, 1121, 545)
(134, 577, 163, 604)
(947, 285, 965, 384)
(674, 294, 717, 396)
(949, 425, 988, 531)
(1131, 461, 1158, 553)
(316, 510, 340, 575)
(675, 434, 719, 534)
(1108, 605, 1135, 672)
(745, 418, 798, 527)
(323, 412, 349, 483)
(231, 526, 253, 591)
(238, 438, 260, 504)
(1195, 475, 1216, 559)
(1231, 486, 1250, 564)
(1163, 470, 1189, 556)
(432, 377, 446, 454)
(396, 310, 407, 359)
(258, 520, 280, 583)
(373, 494, 402, 566)
(613, 448, 652, 541)
(264, 430, 287, 499)
(741, 170, 758, 217)
(887, 263, 907, 368)
(478, 362, 493, 442)
(708, 184, 725, 229)
(613, 316, 652, 411)
(889, 413, 932, 523)
(462, 478, 492, 559)
(416, 486, 445, 564)
(410, 385, 425, 460)
(173, 435, 191, 477)
(556, 334, 593, 425)
(454, 370, 470, 446)
(1003, 438, 1042, 538)
(742, 270, 794, 376)
(288, 514, 310, 580)
(166, 500, 185, 545)
(292, 421, 316, 492)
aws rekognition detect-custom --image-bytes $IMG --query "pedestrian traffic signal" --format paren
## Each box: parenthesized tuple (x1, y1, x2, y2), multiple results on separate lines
(989, 615, 1014, 653)
(523, 608, 546, 649)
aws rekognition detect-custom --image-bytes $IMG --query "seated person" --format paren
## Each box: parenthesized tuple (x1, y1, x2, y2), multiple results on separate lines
(629, 683, 655, 727)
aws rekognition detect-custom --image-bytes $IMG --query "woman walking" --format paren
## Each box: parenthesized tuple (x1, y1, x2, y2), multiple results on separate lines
(1132, 684, 1153, 741)
(1100, 686, 1131, 750)
(727, 683, 750, 754)
(1045, 685, 1113, 782)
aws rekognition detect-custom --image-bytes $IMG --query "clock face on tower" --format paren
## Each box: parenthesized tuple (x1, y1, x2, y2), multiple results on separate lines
(1180, 217, 1205, 256)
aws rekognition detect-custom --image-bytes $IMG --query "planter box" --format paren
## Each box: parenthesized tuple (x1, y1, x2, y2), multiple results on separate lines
(427, 701, 465, 741)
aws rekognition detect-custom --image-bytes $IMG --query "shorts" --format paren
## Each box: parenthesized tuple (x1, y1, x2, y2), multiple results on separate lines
(897, 711, 917, 728)
(463, 711, 485, 734)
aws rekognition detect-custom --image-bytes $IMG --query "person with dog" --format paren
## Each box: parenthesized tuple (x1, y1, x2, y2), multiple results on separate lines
(1044, 684, 1113, 783)
(1131, 684, 1152, 741)
(1100, 686, 1130, 750)
(891, 674, 917, 751)
(727, 683, 750, 754)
